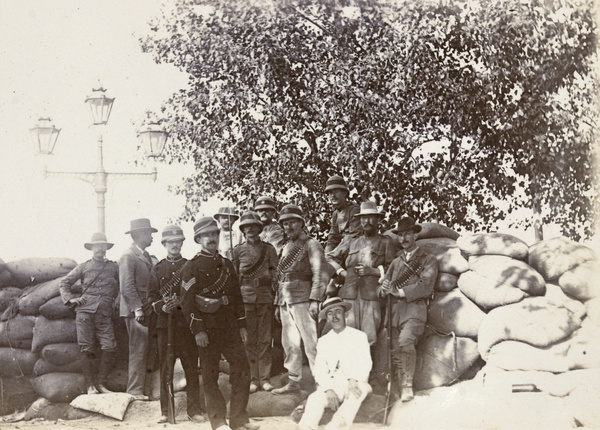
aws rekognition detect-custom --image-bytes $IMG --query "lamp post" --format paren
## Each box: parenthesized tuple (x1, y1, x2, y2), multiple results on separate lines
(30, 86, 168, 234)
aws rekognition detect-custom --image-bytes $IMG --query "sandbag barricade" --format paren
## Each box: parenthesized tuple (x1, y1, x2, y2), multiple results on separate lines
(468, 255, 546, 296)
(5, 257, 77, 287)
(427, 288, 486, 339)
(0, 375, 38, 415)
(0, 346, 37, 377)
(457, 232, 529, 260)
(458, 270, 529, 310)
(528, 237, 597, 282)
(31, 316, 78, 353)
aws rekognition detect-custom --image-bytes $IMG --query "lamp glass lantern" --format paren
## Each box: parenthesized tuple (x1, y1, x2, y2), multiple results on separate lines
(29, 117, 61, 155)
(138, 122, 169, 158)
(85, 86, 115, 125)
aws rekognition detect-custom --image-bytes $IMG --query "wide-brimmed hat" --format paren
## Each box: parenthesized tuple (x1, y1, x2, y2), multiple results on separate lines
(325, 175, 349, 193)
(161, 224, 185, 244)
(125, 218, 158, 234)
(193, 217, 220, 243)
(318, 296, 352, 320)
(254, 196, 277, 212)
(84, 232, 114, 250)
(356, 201, 385, 218)
(278, 204, 304, 224)
(238, 211, 263, 232)
(392, 216, 422, 234)
(214, 207, 239, 221)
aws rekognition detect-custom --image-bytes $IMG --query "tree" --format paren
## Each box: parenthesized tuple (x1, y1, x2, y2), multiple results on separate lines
(140, 0, 599, 241)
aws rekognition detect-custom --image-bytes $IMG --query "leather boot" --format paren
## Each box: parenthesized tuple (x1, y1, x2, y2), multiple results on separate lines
(81, 352, 99, 395)
(97, 350, 116, 393)
(400, 346, 416, 402)
(272, 379, 301, 395)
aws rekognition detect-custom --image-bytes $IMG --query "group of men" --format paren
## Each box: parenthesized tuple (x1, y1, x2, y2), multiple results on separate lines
(58, 174, 438, 430)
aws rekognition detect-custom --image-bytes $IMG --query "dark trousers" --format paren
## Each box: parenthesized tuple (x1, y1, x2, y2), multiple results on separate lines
(198, 327, 251, 430)
(156, 325, 203, 417)
(244, 302, 273, 384)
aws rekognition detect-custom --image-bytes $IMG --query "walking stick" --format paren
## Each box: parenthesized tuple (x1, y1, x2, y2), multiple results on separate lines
(383, 294, 393, 425)
(166, 306, 176, 424)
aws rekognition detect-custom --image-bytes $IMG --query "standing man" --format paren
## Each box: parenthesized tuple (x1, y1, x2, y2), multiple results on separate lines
(119, 217, 157, 400)
(254, 196, 285, 256)
(324, 175, 361, 254)
(60, 232, 120, 395)
(379, 216, 438, 402)
(214, 206, 242, 260)
(326, 201, 396, 346)
(272, 204, 326, 395)
(180, 217, 259, 430)
(298, 297, 372, 430)
(232, 211, 279, 393)
(147, 225, 205, 424)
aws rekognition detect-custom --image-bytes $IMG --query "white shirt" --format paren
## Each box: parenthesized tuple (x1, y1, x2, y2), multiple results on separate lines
(313, 326, 372, 392)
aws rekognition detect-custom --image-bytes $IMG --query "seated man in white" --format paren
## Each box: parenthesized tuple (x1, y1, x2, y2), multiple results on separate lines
(298, 297, 372, 430)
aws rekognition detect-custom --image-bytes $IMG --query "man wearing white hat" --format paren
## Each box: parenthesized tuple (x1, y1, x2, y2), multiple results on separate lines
(326, 201, 396, 346)
(214, 206, 243, 260)
(119, 217, 158, 400)
(60, 232, 120, 395)
(298, 297, 372, 430)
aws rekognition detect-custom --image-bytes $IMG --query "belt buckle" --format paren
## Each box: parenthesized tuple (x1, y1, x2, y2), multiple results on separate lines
(222, 295, 229, 306)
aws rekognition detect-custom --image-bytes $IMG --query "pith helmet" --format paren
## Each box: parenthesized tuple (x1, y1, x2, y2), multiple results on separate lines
(238, 211, 263, 232)
(325, 175, 349, 193)
(193, 217, 220, 243)
(214, 207, 239, 221)
(278, 204, 304, 224)
(84, 232, 114, 250)
(254, 196, 277, 212)
(161, 224, 185, 244)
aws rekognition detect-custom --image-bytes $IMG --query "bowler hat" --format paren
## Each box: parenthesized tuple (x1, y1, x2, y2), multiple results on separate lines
(278, 204, 304, 224)
(214, 207, 239, 221)
(193, 217, 220, 243)
(161, 224, 185, 244)
(318, 296, 352, 320)
(125, 218, 158, 234)
(84, 232, 114, 250)
(238, 211, 263, 232)
(325, 175, 349, 193)
(356, 201, 385, 218)
(392, 216, 422, 234)
(254, 196, 277, 212)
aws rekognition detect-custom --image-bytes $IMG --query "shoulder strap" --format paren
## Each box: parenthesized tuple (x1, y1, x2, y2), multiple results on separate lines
(241, 243, 268, 279)
(277, 238, 307, 273)
(82, 260, 109, 292)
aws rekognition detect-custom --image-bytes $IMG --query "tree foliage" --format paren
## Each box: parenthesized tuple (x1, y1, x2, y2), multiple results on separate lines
(141, 0, 599, 241)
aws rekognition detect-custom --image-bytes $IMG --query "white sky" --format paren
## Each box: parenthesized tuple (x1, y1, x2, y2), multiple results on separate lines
(0, 0, 222, 263)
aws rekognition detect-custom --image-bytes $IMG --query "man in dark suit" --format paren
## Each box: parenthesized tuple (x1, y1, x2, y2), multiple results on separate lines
(119, 217, 157, 400)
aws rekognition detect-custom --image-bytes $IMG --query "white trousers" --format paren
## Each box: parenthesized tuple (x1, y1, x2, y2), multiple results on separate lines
(299, 378, 372, 430)
(280, 302, 318, 381)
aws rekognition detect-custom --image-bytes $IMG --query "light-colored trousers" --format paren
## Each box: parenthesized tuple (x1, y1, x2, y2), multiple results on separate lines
(280, 302, 317, 382)
(299, 378, 372, 430)
(123, 317, 149, 395)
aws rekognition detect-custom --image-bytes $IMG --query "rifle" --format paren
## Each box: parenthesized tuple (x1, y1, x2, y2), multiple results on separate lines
(383, 294, 393, 425)
(166, 305, 176, 424)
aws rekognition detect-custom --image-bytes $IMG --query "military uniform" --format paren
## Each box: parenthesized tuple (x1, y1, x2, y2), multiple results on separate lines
(147, 255, 203, 419)
(325, 201, 361, 254)
(260, 222, 285, 256)
(180, 249, 250, 430)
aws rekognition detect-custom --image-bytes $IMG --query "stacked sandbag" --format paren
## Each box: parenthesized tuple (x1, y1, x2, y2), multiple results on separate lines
(427, 288, 486, 339)
(0, 257, 17, 288)
(5, 257, 77, 287)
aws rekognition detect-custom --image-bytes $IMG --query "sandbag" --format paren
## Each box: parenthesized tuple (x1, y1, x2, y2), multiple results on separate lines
(105, 366, 128, 393)
(34, 357, 82, 376)
(433, 247, 469, 275)
(0, 287, 22, 312)
(0, 268, 16, 288)
(39, 295, 76, 320)
(0, 314, 36, 348)
(0, 376, 38, 415)
(6, 257, 77, 287)
(477, 296, 583, 360)
(31, 372, 86, 403)
(434, 272, 458, 292)
(70, 392, 135, 421)
(416, 222, 460, 240)
(40, 342, 81, 366)
(544, 283, 587, 321)
(247, 390, 305, 417)
(528, 237, 597, 282)
(468, 255, 546, 296)
(486, 339, 571, 373)
(18, 277, 65, 316)
(32, 316, 77, 353)
(457, 232, 529, 260)
(458, 270, 528, 310)
(23, 397, 91, 421)
(415, 237, 458, 256)
(558, 259, 600, 302)
(414, 331, 480, 390)
(427, 288, 486, 339)
(0, 346, 38, 377)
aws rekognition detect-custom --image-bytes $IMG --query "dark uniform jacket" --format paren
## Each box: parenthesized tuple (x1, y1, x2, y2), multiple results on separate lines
(59, 258, 119, 312)
(232, 239, 278, 304)
(325, 201, 361, 254)
(147, 256, 188, 329)
(326, 234, 396, 300)
(180, 250, 246, 335)
(119, 244, 154, 317)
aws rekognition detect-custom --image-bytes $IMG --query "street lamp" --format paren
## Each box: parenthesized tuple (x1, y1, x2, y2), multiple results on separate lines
(30, 86, 168, 234)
